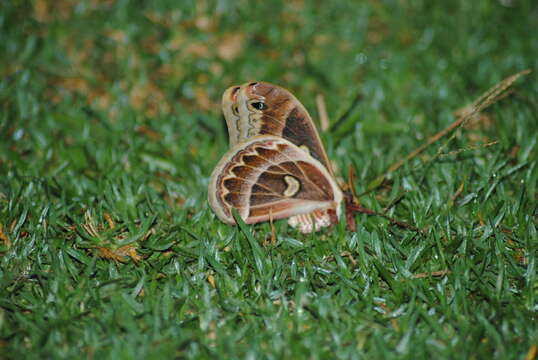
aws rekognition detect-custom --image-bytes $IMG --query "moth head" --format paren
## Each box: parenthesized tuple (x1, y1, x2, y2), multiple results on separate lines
(222, 85, 241, 117)
(238, 81, 295, 120)
(221, 85, 242, 145)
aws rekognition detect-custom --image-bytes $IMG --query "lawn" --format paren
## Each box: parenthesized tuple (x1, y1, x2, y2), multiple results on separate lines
(1, 0, 537, 359)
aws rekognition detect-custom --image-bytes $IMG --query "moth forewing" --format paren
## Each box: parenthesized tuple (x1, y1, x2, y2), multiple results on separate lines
(220, 82, 334, 176)
(208, 135, 343, 229)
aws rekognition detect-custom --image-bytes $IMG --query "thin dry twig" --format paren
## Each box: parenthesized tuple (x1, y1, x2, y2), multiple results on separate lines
(347, 165, 360, 202)
(438, 140, 499, 159)
(316, 93, 330, 131)
(449, 181, 465, 207)
(330, 93, 363, 133)
(347, 203, 424, 232)
(413, 269, 450, 279)
(363, 69, 531, 195)
(345, 167, 421, 232)
(383, 191, 408, 214)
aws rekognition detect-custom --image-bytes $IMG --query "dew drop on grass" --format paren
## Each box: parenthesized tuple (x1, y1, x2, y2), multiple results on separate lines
(380, 59, 388, 69)
(355, 53, 368, 64)
(13, 128, 24, 140)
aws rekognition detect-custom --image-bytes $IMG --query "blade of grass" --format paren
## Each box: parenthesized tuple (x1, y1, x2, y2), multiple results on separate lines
(232, 208, 265, 276)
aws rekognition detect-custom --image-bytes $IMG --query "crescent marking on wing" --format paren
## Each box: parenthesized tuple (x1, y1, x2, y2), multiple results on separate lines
(283, 175, 300, 197)
(268, 144, 329, 197)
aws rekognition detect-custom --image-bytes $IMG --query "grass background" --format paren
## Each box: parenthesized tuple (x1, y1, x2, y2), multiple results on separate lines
(1, 0, 537, 358)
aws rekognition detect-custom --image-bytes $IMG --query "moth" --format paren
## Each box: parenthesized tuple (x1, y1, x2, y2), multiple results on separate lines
(209, 82, 344, 233)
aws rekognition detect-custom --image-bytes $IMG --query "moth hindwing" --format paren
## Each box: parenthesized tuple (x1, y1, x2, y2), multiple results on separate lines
(208, 135, 343, 233)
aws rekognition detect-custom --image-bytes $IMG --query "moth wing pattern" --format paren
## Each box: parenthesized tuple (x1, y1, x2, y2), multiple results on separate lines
(208, 135, 343, 233)
(222, 81, 334, 175)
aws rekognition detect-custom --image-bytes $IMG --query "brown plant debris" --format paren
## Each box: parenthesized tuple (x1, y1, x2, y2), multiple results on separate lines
(207, 274, 216, 288)
(97, 244, 141, 264)
(0, 224, 11, 249)
(413, 270, 450, 279)
(526, 345, 538, 360)
(104, 212, 115, 230)
(449, 181, 465, 207)
(316, 93, 330, 131)
(136, 125, 162, 141)
(82, 211, 144, 263)
(364, 69, 531, 194)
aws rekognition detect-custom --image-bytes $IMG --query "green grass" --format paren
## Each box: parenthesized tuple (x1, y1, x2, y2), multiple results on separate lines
(1, 0, 537, 358)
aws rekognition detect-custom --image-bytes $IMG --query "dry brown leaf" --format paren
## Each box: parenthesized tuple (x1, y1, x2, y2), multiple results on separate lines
(104, 213, 115, 230)
(124, 246, 142, 263)
(97, 244, 141, 263)
(163, 192, 185, 208)
(367, 16, 388, 44)
(33, 0, 50, 22)
(153, 64, 177, 80)
(514, 248, 527, 265)
(340, 251, 357, 265)
(97, 247, 127, 263)
(510, 144, 521, 158)
(194, 87, 216, 111)
(527, 345, 538, 360)
(413, 270, 450, 279)
(207, 274, 216, 288)
(144, 11, 172, 27)
(0, 224, 11, 249)
(33, 0, 75, 22)
(168, 32, 186, 51)
(136, 125, 162, 141)
(217, 33, 245, 61)
(107, 30, 128, 44)
(376, 302, 400, 331)
(184, 42, 211, 58)
(188, 145, 198, 156)
(195, 15, 219, 32)
(142, 36, 161, 54)
(130, 82, 171, 117)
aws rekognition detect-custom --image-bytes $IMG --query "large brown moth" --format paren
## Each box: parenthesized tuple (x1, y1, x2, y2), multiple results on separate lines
(210, 82, 343, 233)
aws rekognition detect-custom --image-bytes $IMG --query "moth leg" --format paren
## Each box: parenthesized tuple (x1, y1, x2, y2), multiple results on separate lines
(288, 209, 334, 234)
